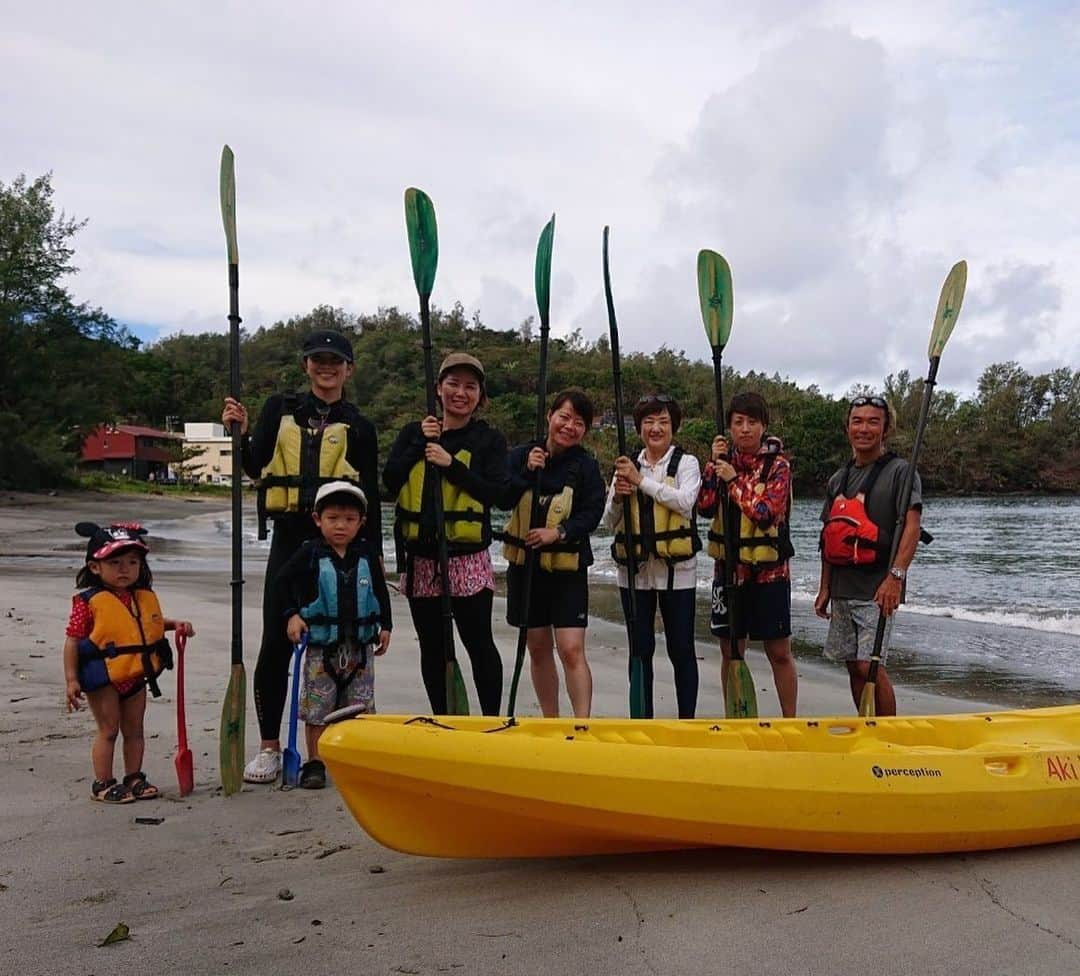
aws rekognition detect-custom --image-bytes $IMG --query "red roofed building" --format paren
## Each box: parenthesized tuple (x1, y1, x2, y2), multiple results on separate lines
(80, 424, 179, 481)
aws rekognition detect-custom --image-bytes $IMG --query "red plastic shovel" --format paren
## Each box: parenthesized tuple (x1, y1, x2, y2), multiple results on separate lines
(174, 632, 194, 796)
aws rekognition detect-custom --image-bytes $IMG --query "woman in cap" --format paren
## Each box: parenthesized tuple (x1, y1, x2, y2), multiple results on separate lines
(383, 352, 512, 715)
(221, 328, 382, 783)
(503, 390, 605, 718)
(603, 393, 702, 718)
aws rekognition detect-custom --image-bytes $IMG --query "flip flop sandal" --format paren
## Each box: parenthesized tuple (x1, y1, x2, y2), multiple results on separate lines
(299, 759, 326, 790)
(92, 778, 135, 804)
(123, 771, 160, 800)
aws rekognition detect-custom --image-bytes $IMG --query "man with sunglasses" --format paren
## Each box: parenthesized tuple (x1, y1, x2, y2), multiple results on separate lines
(815, 395, 922, 715)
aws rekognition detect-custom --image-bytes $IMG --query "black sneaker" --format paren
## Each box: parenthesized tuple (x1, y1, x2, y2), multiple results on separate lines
(299, 759, 326, 790)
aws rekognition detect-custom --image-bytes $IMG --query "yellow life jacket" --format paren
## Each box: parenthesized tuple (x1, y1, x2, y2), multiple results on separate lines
(75, 587, 173, 697)
(258, 412, 360, 537)
(612, 447, 701, 570)
(395, 449, 485, 548)
(707, 449, 794, 569)
(502, 459, 581, 573)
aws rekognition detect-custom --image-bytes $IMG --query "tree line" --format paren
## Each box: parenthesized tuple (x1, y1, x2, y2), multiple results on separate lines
(3, 172, 1079, 495)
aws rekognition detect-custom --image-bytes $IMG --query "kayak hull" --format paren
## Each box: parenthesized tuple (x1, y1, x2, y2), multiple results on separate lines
(320, 707, 1080, 858)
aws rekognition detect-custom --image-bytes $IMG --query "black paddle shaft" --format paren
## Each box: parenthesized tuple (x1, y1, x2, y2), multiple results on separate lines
(227, 263, 244, 667)
(867, 356, 940, 679)
(507, 318, 551, 717)
(711, 344, 743, 658)
(419, 295, 457, 666)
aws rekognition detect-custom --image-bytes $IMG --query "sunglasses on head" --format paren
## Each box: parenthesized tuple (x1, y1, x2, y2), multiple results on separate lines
(637, 394, 673, 406)
(849, 395, 888, 410)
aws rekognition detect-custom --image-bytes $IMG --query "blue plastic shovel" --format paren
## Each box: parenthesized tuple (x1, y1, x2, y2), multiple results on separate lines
(282, 633, 307, 787)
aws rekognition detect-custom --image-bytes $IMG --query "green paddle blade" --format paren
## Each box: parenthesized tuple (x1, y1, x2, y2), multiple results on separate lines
(446, 660, 470, 716)
(725, 659, 757, 719)
(928, 260, 967, 359)
(219, 662, 245, 795)
(219, 145, 238, 265)
(405, 187, 439, 298)
(697, 249, 733, 349)
(535, 214, 555, 326)
(858, 679, 876, 718)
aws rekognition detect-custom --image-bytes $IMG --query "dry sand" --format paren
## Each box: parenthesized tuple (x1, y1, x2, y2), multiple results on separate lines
(2, 491, 1078, 975)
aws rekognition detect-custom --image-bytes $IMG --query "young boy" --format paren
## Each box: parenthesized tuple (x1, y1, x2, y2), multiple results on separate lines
(275, 481, 392, 789)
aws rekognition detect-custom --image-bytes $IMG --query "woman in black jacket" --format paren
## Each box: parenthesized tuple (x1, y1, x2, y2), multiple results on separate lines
(503, 390, 605, 718)
(221, 328, 382, 783)
(383, 352, 512, 715)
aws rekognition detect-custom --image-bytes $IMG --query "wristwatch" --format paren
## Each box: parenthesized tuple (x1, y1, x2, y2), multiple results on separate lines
(889, 566, 906, 582)
(555, 525, 567, 542)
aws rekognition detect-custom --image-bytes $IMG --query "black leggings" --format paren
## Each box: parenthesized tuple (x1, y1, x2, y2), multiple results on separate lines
(408, 589, 503, 715)
(619, 586, 698, 719)
(253, 517, 317, 741)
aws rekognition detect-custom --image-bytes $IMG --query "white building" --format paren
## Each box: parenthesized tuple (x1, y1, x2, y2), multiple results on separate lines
(182, 422, 246, 485)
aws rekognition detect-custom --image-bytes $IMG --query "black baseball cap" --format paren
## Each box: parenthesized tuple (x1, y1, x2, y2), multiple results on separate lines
(302, 330, 354, 363)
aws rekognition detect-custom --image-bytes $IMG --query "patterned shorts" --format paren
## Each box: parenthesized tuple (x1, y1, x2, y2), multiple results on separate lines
(824, 599, 895, 663)
(299, 642, 375, 725)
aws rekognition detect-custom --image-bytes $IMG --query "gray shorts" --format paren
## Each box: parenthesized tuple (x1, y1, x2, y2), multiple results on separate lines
(299, 642, 375, 725)
(824, 599, 894, 663)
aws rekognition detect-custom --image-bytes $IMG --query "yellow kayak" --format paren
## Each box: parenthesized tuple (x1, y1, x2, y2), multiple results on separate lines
(319, 706, 1080, 858)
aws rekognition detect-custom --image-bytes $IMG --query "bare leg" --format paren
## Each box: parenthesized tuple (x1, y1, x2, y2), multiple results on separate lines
(86, 687, 121, 782)
(554, 627, 592, 719)
(117, 687, 148, 775)
(763, 637, 798, 717)
(527, 627, 560, 717)
(304, 723, 324, 761)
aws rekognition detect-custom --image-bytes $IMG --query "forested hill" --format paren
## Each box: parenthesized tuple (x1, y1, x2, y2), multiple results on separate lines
(144, 303, 1080, 496)
(3, 173, 1078, 494)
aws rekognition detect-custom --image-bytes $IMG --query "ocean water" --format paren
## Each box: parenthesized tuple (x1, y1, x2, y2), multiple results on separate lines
(147, 495, 1080, 706)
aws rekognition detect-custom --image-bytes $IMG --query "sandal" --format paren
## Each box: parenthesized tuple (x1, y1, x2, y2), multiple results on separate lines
(92, 778, 135, 804)
(123, 771, 160, 800)
(299, 759, 326, 790)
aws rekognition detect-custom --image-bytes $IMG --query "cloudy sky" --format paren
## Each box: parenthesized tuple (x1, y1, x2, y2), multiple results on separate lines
(5, 1, 1078, 395)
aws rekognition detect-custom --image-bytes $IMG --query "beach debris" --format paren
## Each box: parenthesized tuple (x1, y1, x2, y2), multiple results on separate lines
(368, 864, 386, 874)
(9, 697, 29, 703)
(97, 922, 131, 947)
(0, 883, 9, 892)
(293, 937, 306, 944)
(314, 843, 350, 860)
(278, 888, 294, 901)
(218, 876, 233, 887)
(273, 827, 312, 836)
(785, 905, 809, 915)
(134, 816, 164, 826)
(311, 919, 322, 926)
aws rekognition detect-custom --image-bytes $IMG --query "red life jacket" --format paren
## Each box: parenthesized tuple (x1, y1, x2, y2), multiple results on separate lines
(820, 453, 895, 567)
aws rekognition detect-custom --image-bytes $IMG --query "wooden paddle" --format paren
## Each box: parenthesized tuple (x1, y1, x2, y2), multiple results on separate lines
(507, 214, 555, 718)
(282, 633, 307, 787)
(697, 248, 757, 719)
(603, 227, 645, 719)
(859, 260, 967, 717)
(173, 632, 193, 796)
(404, 187, 469, 715)
(218, 145, 246, 793)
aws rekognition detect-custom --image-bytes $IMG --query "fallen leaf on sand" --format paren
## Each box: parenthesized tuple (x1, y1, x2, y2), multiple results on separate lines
(98, 922, 130, 947)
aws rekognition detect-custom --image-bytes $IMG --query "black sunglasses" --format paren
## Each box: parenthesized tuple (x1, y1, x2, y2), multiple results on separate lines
(849, 395, 888, 410)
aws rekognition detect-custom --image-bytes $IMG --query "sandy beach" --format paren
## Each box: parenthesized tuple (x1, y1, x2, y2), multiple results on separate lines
(2, 491, 1079, 975)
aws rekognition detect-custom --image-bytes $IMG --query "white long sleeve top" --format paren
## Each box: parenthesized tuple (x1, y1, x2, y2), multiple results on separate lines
(602, 444, 702, 590)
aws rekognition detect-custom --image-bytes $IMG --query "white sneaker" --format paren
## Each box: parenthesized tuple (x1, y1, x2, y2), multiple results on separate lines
(243, 748, 282, 783)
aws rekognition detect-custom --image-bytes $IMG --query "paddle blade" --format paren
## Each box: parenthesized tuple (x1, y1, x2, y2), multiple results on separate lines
(928, 260, 967, 359)
(629, 657, 646, 720)
(282, 745, 301, 787)
(405, 187, 439, 297)
(724, 659, 757, 719)
(446, 660, 470, 716)
(219, 145, 238, 265)
(535, 214, 555, 326)
(219, 663, 245, 795)
(175, 747, 194, 797)
(697, 249, 733, 349)
(858, 680, 877, 718)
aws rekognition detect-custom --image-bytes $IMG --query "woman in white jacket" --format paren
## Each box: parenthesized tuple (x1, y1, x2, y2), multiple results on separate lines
(603, 394, 702, 718)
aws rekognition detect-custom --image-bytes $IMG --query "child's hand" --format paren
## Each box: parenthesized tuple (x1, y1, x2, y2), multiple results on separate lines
(174, 621, 195, 638)
(66, 679, 83, 712)
(287, 614, 308, 644)
(375, 630, 391, 656)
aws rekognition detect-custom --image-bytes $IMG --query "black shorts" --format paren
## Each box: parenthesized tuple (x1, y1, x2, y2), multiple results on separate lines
(506, 565, 589, 629)
(711, 578, 791, 641)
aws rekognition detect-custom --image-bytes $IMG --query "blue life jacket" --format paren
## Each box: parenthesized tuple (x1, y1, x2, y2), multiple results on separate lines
(300, 550, 381, 645)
